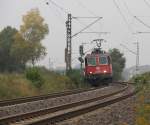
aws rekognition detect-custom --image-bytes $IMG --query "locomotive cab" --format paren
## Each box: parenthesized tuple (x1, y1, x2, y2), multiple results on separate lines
(84, 50, 113, 85)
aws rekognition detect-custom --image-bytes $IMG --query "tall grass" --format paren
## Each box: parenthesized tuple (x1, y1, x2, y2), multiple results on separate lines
(136, 84, 150, 125)
(0, 73, 37, 99)
(130, 72, 150, 125)
(0, 72, 75, 100)
(38, 68, 76, 94)
(0, 68, 87, 100)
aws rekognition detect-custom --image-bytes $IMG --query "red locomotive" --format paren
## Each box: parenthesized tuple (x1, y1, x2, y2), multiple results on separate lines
(83, 39, 113, 86)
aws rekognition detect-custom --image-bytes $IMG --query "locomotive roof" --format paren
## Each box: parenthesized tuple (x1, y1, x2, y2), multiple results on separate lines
(85, 53, 110, 58)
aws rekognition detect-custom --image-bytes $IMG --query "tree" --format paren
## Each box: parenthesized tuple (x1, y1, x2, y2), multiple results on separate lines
(0, 8, 49, 72)
(10, 33, 32, 68)
(20, 8, 49, 65)
(109, 48, 126, 80)
(0, 26, 18, 72)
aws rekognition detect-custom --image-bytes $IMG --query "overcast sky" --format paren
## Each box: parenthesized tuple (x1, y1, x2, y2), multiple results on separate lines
(0, 0, 150, 69)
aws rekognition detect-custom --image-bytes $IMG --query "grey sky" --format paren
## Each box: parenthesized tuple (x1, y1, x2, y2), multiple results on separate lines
(0, 0, 150, 69)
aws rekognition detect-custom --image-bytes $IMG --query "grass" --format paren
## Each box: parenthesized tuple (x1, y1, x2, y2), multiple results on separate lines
(0, 73, 37, 99)
(40, 70, 76, 94)
(130, 72, 150, 125)
(135, 83, 150, 125)
(0, 69, 77, 100)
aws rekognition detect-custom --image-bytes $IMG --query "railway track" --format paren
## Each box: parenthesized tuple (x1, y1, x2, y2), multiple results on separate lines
(0, 82, 137, 125)
(0, 86, 103, 107)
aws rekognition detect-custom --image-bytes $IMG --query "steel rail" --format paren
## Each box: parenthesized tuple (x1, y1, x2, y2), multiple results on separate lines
(0, 82, 128, 125)
(0, 86, 102, 107)
(39, 86, 137, 125)
(26, 84, 138, 125)
(0, 82, 126, 107)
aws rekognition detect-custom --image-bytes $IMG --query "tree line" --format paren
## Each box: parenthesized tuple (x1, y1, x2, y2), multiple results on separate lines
(0, 8, 49, 72)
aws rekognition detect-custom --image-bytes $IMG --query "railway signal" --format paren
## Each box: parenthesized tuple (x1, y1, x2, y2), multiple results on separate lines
(78, 45, 84, 74)
(79, 45, 84, 56)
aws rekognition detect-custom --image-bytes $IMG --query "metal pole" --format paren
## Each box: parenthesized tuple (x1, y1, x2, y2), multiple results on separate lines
(120, 43, 140, 75)
(135, 42, 139, 73)
(65, 14, 72, 72)
(49, 58, 51, 70)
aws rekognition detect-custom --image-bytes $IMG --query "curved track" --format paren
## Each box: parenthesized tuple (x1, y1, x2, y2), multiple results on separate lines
(0, 86, 103, 107)
(0, 82, 137, 125)
(0, 82, 125, 107)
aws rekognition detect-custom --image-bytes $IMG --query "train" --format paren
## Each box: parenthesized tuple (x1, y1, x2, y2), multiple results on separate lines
(83, 40, 113, 86)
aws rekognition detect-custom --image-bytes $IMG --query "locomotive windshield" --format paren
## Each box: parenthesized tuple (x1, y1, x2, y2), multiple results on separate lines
(99, 56, 108, 64)
(85, 57, 96, 66)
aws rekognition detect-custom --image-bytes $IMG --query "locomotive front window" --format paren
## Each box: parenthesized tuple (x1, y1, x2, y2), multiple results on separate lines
(87, 57, 96, 66)
(99, 56, 108, 64)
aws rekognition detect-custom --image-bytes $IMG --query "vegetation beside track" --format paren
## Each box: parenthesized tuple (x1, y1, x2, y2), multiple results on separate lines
(130, 72, 150, 125)
(0, 67, 76, 100)
(0, 9, 85, 100)
(0, 73, 37, 99)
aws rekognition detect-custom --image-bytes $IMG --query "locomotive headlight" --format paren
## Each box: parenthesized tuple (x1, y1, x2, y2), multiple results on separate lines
(104, 70, 107, 73)
(90, 72, 92, 74)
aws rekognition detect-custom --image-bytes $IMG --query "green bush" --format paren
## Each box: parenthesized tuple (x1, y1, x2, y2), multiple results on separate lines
(131, 72, 150, 85)
(37, 67, 75, 93)
(134, 74, 150, 125)
(67, 69, 89, 88)
(25, 67, 44, 88)
(130, 72, 150, 90)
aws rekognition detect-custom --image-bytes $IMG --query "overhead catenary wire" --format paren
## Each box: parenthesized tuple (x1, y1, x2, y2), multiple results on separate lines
(122, 0, 134, 17)
(121, 0, 150, 33)
(73, 17, 110, 37)
(112, 0, 133, 33)
(141, 0, 150, 33)
(73, 17, 100, 19)
(73, 18, 100, 34)
(84, 48, 95, 54)
(136, 31, 150, 33)
(121, 0, 137, 34)
(46, 0, 105, 36)
(80, 32, 110, 34)
(143, 0, 150, 9)
(134, 16, 150, 29)
(120, 44, 137, 55)
(47, 0, 103, 36)
(74, 0, 97, 16)
(72, 47, 94, 62)
(47, 0, 70, 14)
(72, 57, 79, 62)
(70, 0, 105, 37)
(74, 18, 93, 29)
(72, 17, 103, 38)
(46, 2, 66, 24)
(135, 16, 150, 17)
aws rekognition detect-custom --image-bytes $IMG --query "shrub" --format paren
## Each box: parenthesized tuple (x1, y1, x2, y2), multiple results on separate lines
(25, 67, 44, 88)
(67, 69, 88, 88)
(131, 72, 150, 85)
